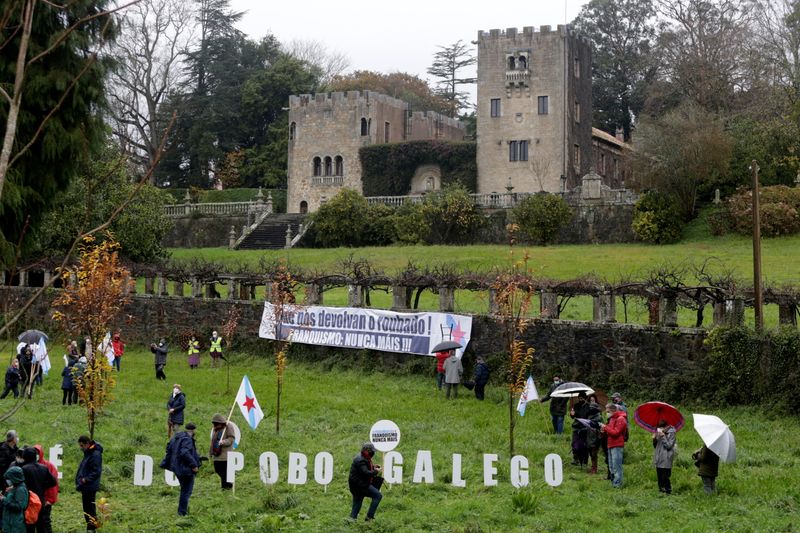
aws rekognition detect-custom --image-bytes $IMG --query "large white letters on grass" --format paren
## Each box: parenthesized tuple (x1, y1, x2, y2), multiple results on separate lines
(129, 450, 563, 488)
(48, 445, 63, 480)
(227, 451, 244, 484)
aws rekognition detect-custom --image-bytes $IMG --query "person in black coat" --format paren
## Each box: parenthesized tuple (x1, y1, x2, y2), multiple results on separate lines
(150, 339, 168, 380)
(20, 446, 57, 533)
(540, 375, 569, 434)
(473, 356, 490, 400)
(1, 360, 21, 399)
(167, 384, 186, 438)
(75, 436, 103, 531)
(61, 356, 77, 406)
(0, 431, 18, 480)
(570, 392, 592, 468)
(348, 443, 382, 521)
(17, 346, 36, 399)
(160, 423, 201, 516)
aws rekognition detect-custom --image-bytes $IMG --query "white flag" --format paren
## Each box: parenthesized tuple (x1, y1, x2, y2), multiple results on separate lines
(235, 375, 264, 430)
(516, 376, 539, 417)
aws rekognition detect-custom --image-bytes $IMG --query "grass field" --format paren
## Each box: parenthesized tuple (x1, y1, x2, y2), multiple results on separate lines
(2, 346, 798, 532)
(161, 213, 800, 329)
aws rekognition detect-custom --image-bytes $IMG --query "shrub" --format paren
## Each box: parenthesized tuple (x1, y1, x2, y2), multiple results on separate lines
(310, 189, 371, 247)
(511, 193, 572, 245)
(420, 184, 484, 244)
(392, 202, 427, 244)
(362, 203, 397, 246)
(723, 185, 800, 237)
(631, 191, 684, 244)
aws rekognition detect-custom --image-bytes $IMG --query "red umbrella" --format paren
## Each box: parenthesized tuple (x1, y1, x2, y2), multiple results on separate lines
(634, 401, 685, 433)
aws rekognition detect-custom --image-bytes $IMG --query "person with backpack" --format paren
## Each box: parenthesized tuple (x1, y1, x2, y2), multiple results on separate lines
(160, 423, 201, 516)
(348, 442, 383, 522)
(0, 465, 28, 533)
(19, 447, 55, 533)
(75, 436, 103, 531)
(33, 445, 58, 533)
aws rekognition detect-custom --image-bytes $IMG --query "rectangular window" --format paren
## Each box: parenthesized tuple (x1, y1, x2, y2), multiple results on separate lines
(384, 122, 390, 143)
(575, 102, 580, 123)
(574, 57, 580, 78)
(574, 144, 581, 169)
(490, 98, 501, 118)
(600, 153, 606, 174)
(509, 141, 518, 162)
(537, 96, 548, 115)
(519, 140, 528, 161)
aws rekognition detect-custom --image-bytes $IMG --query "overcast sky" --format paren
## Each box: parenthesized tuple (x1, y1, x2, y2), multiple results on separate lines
(229, 0, 590, 104)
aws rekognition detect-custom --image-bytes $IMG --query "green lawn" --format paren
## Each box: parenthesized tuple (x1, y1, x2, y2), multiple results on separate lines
(2, 347, 797, 532)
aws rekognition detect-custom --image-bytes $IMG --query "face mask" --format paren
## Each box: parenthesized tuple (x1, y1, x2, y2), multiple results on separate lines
(173, 388, 180, 395)
(5, 479, 11, 486)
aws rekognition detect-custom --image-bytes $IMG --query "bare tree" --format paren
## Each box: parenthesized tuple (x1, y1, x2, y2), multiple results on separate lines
(107, 0, 196, 175)
(751, 0, 800, 102)
(655, 0, 753, 112)
(283, 38, 349, 88)
(529, 155, 553, 192)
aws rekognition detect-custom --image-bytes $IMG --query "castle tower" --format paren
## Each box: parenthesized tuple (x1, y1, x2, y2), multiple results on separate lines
(286, 91, 465, 214)
(476, 25, 592, 194)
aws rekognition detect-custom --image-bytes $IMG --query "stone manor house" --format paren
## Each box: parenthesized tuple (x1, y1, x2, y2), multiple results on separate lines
(286, 24, 631, 214)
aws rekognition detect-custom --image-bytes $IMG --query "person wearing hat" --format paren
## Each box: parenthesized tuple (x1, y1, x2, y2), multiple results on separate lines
(0, 465, 28, 533)
(348, 442, 382, 521)
(442, 349, 463, 400)
(160, 423, 201, 516)
(209, 414, 235, 489)
(611, 392, 628, 413)
(167, 384, 186, 439)
(21, 446, 57, 532)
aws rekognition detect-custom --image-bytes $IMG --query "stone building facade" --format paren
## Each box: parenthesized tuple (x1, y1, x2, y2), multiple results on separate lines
(591, 127, 632, 189)
(476, 25, 593, 194)
(286, 91, 465, 214)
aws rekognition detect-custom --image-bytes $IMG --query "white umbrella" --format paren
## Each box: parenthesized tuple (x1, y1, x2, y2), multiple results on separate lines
(550, 381, 594, 398)
(692, 413, 736, 463)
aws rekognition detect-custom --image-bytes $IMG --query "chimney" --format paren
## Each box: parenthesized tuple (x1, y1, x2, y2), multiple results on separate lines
(615, 127, 624, 142)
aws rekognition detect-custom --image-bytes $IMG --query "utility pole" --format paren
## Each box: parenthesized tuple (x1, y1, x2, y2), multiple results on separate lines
(751, 160, 763, 332)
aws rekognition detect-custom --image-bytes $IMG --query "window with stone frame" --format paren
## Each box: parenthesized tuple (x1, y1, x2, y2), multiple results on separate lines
(324, 156, 332, 176)
(360, 118, 368, 136)
(384, 122, 390, 143)
(508, 140, 528, 162)
(575, 101, 580, 123)
(538, 96, 548, 115)
(573, 144, 581, 171)
(491, 98, 501, 118)
(313, 157, 321, 177)
(289, 122, 296, 140)
(334, 156, 343, 176)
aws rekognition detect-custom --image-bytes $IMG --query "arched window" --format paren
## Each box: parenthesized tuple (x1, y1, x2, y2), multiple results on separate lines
(334, 156, 343, 176)
(507, 56, 515, 70)
(289, 122, 296, 140)
(313, 157, 321, 177)
(360, 118, 368, 136)
(324, 156, 332, 176)
(518, 56, 527, 70)
(300, 201, 308, 214)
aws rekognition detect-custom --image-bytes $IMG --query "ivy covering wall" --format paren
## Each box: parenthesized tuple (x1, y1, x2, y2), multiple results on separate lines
(359, 140, 477, 196)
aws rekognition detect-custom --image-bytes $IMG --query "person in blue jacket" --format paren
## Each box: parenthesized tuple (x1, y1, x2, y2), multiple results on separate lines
(75, 436, 103, 531)
(160, 423, 201, 516)
(167, 384, 186, 438)
(473, 356, 490, 400)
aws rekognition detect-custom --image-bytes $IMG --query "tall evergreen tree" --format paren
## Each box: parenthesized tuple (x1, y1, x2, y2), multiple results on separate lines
(0, 0, 116, 265)
(426, 40, 477, 117)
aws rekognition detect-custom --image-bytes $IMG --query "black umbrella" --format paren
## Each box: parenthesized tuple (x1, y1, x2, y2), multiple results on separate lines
(431, 340, 462, 353)
(550, 381, 594, 398)
(18, 329, 48, 344)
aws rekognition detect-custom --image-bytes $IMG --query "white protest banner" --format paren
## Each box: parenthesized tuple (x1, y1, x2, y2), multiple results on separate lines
(370, 419, 401, 452)
(259, 303, 472, 357)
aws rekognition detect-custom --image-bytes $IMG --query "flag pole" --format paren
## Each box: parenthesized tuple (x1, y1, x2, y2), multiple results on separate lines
(218, 396, 238, 494)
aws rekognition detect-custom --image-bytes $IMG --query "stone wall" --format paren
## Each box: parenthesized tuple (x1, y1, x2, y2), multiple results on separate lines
(2, 287, 707, 392)
(162, 216, 248, 248)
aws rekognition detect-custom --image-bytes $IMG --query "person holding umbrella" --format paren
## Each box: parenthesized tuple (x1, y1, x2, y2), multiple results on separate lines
(693, 445, 719, 494)
(691, 413, 735, 494)
(653, 419, 677, 494)
(540, 375, 568, 434)
(443, 349, 463, 400)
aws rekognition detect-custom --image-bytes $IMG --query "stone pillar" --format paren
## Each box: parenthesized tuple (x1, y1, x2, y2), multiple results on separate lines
(658, 296, 678, 327)
(540, 290, 559, 319)
(592, 292, 616, 323)
(778, 303, 798, 327)
(488, 288, 500, 315)
(266, 191, 273, 214)
(229, 226, 237, 250)
(438, 287, 455, 312)
(713, 298, 745, 327)
(348, 285, 364, 307)
(264, 283, 273, 302)
(144, 277, 154, 295)
(647, 297, 660, 325)
(305, 283, 323, 305)
(18, 269, 27, 287)
(173, 281, 184, 297)
(69, 271, 79, 290)
(183, 190, 192, 216)
(227, 279, 237, 300)
(43, 270, 52, 287)
(392, 286, 410, 311)
(156, 273, 168, 296)
(0, 271, 6, 286)
(285, 226, 293, 249)
(191, 277, 202, 298)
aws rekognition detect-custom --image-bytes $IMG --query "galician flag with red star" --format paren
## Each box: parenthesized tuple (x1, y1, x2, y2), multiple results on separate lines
(236, 375, 264, 430)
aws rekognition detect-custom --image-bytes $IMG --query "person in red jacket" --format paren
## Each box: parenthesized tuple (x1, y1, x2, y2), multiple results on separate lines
(34, 444, 59, 533)
(600, 403, 627, 488)
(111, 333, 125, 372)
(434, 350, 450, 390)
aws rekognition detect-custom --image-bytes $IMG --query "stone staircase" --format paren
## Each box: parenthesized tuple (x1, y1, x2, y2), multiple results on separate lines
(235, 213, 308, 250)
